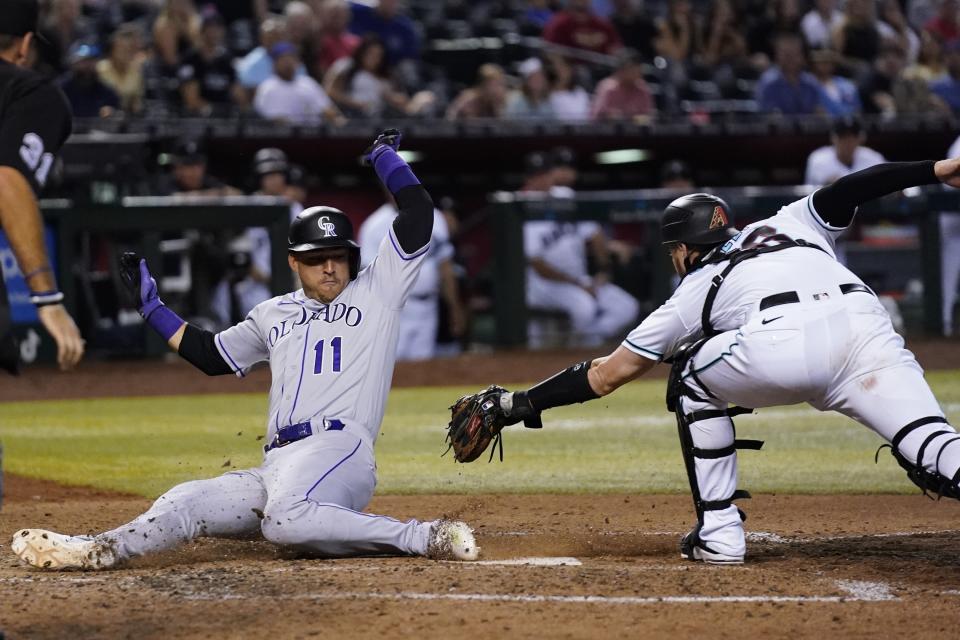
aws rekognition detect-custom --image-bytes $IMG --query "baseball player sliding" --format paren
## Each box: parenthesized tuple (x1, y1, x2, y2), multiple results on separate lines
(448, 157, 960, 564)
(11, 130, 478, 569)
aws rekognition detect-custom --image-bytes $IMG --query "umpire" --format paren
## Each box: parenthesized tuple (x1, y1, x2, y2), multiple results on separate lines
(0, 0, 83, 373)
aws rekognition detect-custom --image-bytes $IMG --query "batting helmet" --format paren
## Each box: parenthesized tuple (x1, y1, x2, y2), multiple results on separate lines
(288, 206, 361, 279)
(661, 193, 738, 246)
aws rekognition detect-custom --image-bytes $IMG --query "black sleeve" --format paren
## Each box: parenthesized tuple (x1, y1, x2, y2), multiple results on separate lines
(0, 80, 73, 194)
(391, 184, 434, 253)
(811, 161, 939, 228)
(178, 324, 234, 376)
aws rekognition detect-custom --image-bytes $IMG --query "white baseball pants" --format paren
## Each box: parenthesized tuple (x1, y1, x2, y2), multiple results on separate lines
(527, 278, 639, 346)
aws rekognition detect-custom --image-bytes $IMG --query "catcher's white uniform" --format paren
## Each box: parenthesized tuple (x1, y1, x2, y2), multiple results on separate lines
(624, 194, 958, 559)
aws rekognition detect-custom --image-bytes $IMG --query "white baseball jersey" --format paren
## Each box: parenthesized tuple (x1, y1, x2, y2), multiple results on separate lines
(358, 204, 453, 298)
(524, 220, 600, 283)
(623, 193, 866, 362)
(804, 145, 886, 186)
(214, 224, 428, 446)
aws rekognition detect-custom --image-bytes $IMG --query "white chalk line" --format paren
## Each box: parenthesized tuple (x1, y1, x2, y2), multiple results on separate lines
(545, 403, 960, 431)
(179, 579, 898, 604)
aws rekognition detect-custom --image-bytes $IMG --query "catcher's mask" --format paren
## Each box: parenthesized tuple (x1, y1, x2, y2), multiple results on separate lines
(661, 193, 739, 246)
(288, 206, 361, 280)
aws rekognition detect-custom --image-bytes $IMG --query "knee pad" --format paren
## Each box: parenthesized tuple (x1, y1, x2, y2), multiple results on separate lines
(879, 416, 960, 500)
(668, 343, 762, 523)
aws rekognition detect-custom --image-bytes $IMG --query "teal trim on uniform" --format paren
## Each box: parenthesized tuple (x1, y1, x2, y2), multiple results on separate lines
(623, 339, 663, 360)
(682, 331, 744, 381)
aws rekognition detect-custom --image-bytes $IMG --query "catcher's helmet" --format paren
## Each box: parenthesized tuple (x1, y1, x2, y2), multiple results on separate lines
(288, 206, 361, 279)
(661, 193, 739, 246)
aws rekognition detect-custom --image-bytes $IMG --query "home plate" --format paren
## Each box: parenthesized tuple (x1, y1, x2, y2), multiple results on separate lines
(471, 557, 582, 566)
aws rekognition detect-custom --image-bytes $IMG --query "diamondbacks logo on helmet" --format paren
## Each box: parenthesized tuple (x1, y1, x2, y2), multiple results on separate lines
(318, 216, 338, 238)
(709, 206, 728, 229)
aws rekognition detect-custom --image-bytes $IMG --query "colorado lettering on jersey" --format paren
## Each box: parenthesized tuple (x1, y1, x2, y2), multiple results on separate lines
(266, 303, 363, 347)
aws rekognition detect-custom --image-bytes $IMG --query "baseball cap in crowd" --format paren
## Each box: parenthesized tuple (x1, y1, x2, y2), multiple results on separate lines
(832, 115, 862, 137)
(524, 150, 554, 176)
(518, 57, 543, 78)
(67, 42, 102, 64)
(254, 147, 289, 176)
(269, 41, 298, 59)
(0, 0, 39, 37)
(172, 139, 207, 165)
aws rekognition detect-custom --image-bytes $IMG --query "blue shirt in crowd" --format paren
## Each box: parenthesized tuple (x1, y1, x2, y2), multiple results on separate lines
(755, 68, 822, 115)
(930, 75, 960, 113)
(349, 2, 420, 63)
(816, 76, 861, 117)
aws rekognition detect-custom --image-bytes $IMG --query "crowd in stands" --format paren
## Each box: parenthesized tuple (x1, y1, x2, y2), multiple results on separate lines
(25, 0, 960, 124)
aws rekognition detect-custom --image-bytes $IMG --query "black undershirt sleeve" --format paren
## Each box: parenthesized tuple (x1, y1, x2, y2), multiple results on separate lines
(178, 324, 234, 376)
(811, 161, 939, 228)
(525, 360, 600, 411)
(391, 184, 434, 254)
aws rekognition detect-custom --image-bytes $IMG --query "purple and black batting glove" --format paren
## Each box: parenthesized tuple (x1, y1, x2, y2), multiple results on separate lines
(363, 129, 420, 195)
(118, 252, 184, 341)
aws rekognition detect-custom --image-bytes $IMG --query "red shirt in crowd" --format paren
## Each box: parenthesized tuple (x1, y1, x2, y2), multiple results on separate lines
(591, 76, 654, 120)
(316, 32, 361, 75)
(925, 15, 960, 44)
(543, 11, 622, 55)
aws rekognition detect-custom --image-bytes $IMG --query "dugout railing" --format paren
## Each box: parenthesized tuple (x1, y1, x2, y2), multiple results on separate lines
(489, 187, 956, 346)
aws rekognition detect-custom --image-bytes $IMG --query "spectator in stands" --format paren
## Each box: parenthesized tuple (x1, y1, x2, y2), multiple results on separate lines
(521, 0, 555, 33)
(906, 29, 948, 82)
(609, 0, 658, 62)
(755, 33, 821, 115)
(832, 0, 882, 77)
(505, 57, 555, 120)
(156, 139, 241, 197)
(178, 10, 246, 116)
(36, 0, 96, 75)
(446, 63, 508, 120)
(254, 42, 344, 124)
(315, 0, 360, 76)
(236, 16, 304, 92)
(701, 0, 744, 68)
(520, 150, 639, 347)
(925, 0, 960, 46)
(931, 40, 960, 112)
(810, 48, 861, 117)
(348, 0, 420, 64)
(543, 0, 622, 56)
(590, 48, 655, 121)
(284, 1, 320, 75)
(878, 0, 920, 63)
(804, 116, 884, 186)
(858, 43, 907, 116)
(59, 43, 120, 118)
(96, 23, 146, 114)
(324, 34, 434, 117)
(801, 0, 843, 50)
(547, 53, 591, 121)
(358, 190, 465, 361)
(745, 0, 802, 66)
(153, 0, 201, 71)
(660, 159, 694, 190)
(654, 0, 703, 64)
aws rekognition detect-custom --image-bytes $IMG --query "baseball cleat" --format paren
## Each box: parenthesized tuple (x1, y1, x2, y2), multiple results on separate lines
(11, 529, 117, 570)
(680, 531, 744, 565)
(426, 520, 480, 561)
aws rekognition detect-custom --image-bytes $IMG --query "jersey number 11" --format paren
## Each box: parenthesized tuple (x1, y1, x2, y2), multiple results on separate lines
(313, 337, 343, 374)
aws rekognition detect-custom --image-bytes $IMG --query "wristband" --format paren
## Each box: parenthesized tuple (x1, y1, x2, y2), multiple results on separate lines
(372, 146, 420, 194)
(29, 290, 65, 307)
(145, 305, 185, 341)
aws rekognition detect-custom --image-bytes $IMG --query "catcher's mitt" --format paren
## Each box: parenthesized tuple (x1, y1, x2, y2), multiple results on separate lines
(445, 385, 542, 463)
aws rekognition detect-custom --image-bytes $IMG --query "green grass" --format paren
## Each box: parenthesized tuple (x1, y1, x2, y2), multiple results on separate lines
(2, 371, 959, 497)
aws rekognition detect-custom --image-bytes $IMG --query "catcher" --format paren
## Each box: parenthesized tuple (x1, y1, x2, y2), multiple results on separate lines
(449, 156, 960, 564)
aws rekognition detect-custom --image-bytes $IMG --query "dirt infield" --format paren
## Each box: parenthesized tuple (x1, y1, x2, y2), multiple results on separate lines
(1, 474, 959, 639)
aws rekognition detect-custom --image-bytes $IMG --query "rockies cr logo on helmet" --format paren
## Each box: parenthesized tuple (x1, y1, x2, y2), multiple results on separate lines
(317, 216, 338, 238)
